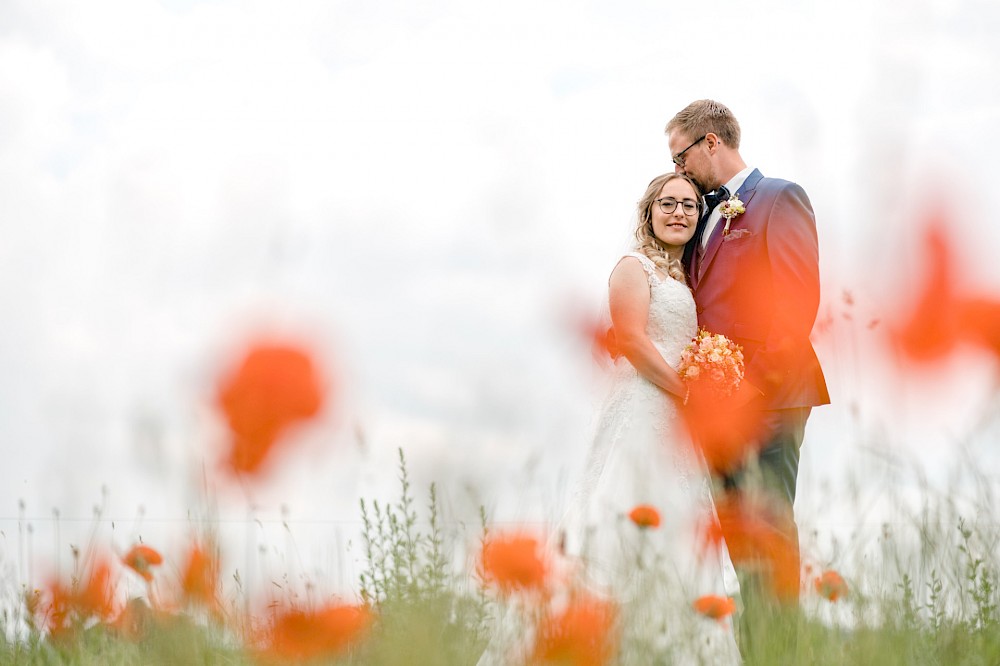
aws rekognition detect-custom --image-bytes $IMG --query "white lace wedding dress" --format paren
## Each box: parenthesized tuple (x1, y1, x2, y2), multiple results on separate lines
(477, 253, 741, 665)
(558, 253, 742, 663)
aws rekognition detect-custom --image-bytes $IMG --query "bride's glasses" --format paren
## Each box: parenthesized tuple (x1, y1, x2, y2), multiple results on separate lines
(656, 197, 700, 216)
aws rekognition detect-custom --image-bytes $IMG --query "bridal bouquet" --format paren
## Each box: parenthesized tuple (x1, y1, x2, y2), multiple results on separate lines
(678, 329, 745, 397)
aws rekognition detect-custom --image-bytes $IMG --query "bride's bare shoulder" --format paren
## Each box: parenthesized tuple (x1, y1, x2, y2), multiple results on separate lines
(609, 257, 655, 302)
(612, 253, 650, 273)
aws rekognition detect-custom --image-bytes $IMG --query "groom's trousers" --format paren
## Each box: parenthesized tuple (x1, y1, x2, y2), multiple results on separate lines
(752, 406, 811, 505)
(721, 406, 810, 507)
(720, 406, 811, 662)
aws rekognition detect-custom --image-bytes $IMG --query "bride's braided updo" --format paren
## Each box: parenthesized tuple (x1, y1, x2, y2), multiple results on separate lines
(634, 173, 703, 285)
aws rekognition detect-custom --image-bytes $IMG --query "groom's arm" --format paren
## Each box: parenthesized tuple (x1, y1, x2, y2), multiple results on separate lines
(746, 182, 821, 397)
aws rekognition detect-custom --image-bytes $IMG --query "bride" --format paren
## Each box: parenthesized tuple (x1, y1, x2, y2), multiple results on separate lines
(478, 173, 741, 664)
(560, 172, 742, 662)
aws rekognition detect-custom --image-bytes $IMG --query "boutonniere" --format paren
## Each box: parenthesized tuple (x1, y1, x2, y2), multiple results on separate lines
(719, 194, 746, 236)
(678, 328, 745, 399)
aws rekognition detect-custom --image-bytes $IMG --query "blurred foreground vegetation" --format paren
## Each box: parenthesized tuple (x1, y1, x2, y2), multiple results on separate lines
(1, 448, 998, 665)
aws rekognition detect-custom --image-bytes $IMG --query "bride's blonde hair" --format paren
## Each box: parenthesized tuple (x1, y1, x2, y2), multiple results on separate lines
(634, 173, 702, 285)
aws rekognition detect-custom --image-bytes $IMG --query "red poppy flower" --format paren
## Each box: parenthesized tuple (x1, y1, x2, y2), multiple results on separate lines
(39, 581, 74, 639)
(216, 341, 325, 476)
(122, 544, 163, 583)
(181, 543, 219, 608)
(627, 505, 661, 529)
(576, 317, 617, 365)
(34, 556, 119, 638)
(693, 594, 736, 621)
(960, 297, 1000, 357)
(814, 569, 848, 602)
(702, 494, 799, 603)
(892, 224, 961, 361)
(480, 532, 548, 594)
(75, 557, 117, 620)
(681, 384, 765, 476)
(531, 595, 618, 665)
(892, 222, 1000, 364)
(264, 603, 373, 660)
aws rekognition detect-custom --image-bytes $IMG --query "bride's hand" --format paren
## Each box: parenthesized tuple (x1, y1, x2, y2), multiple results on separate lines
(604, 326, 623, 360)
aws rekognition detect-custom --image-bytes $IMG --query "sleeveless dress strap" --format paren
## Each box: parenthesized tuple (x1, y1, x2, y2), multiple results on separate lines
(623, 252, 660, 284)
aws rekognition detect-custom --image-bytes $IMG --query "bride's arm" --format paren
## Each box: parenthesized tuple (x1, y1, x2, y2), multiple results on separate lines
(608, 257, 687, 400)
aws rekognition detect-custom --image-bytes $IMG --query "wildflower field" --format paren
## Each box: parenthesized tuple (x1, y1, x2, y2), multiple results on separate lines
(2, 449, 1000, 665)
(1, 226, 1000, 665)
(5, 0, 1000, 661)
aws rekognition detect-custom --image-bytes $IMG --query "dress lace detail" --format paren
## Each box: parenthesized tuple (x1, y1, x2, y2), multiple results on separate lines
(477, 253, 741, 665)
(561, 252, 741, 663)
(580, 254, 702, 495)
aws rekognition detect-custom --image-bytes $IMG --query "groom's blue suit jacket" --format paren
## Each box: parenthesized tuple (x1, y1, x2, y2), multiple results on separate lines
(685, 169, 830, 411)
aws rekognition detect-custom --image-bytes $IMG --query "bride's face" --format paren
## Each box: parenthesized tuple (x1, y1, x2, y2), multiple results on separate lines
(650, 178, 699, 250)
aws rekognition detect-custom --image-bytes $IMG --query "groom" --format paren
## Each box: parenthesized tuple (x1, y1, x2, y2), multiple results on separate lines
(666, 100, 830, 654)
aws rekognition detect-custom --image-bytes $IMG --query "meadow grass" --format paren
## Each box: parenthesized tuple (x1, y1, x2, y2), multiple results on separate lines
(2, 447, 999, 665)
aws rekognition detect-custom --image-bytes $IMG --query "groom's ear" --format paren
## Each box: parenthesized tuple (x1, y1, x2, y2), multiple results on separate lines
(704, 133, 722, 152)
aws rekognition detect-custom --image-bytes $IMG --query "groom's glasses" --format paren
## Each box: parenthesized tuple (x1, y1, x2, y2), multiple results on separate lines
(671, 135, 706, 167)
(656, 197, 700, 215)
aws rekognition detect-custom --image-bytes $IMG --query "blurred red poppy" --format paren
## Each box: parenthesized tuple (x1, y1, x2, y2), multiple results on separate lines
(703, 494, 799, 603)
(681, 384, 765, 476)
(959, 298, 1000, 357)
(75, 557, 117, 620)
(480, 532, 549, 595)
(692, 594, 736, 621)
(263, 603, 373, 661)
(814, 569, 848, 602)
(40, 581, 74, 638)
(893, 222, 1000, 363)
(32, 556, 119, 639)
(627, 505, 661, 529)
(181, 543, 220, 609)
(571, 314, 617, 366)
(216, 340, 325, 476)
(892, 224, 961, 361)
(122, 544, 163, 583)
(531, 594, 618, 665)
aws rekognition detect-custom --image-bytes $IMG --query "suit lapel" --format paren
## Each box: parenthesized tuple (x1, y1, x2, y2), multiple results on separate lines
(685, 214, 710, 288)
(696, 169, 763, 282)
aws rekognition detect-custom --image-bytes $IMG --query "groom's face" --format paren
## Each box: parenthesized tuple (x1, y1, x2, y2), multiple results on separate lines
(668, 131, 714, 192)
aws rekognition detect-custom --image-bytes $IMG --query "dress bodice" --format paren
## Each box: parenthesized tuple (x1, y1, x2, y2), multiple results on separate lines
(622, 252, 697, 368)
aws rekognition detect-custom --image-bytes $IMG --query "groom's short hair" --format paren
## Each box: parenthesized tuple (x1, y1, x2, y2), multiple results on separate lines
(665, 100, 741, 150)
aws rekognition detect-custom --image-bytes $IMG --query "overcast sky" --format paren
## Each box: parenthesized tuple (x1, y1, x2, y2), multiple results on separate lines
(2, 0, 1000, 599)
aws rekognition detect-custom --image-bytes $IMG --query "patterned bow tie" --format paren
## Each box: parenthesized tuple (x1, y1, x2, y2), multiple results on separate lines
(702, 186, 730, 218)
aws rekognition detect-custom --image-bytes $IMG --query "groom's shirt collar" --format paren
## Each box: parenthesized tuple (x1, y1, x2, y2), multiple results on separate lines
(722, 165, 755, 198)
(701, 165, 756, 248)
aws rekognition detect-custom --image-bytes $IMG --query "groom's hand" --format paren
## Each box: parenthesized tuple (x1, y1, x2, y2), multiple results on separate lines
(604, 326, 623, 360)
(729, 379, 764, 409)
